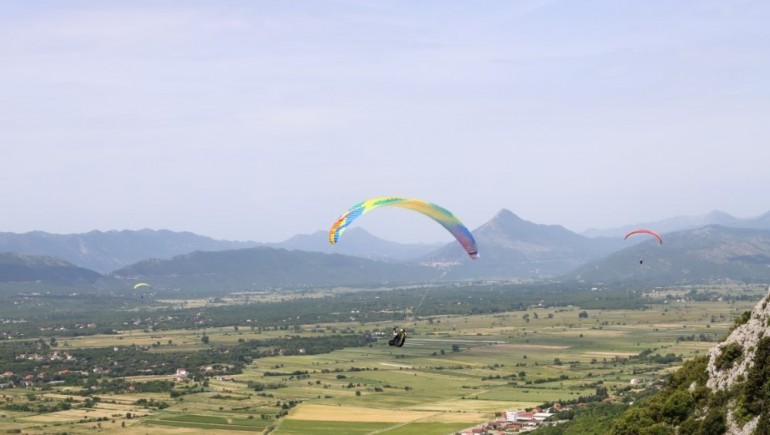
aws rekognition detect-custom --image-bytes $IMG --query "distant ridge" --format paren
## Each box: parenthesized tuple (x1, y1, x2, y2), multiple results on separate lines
(0, 252, 101, 284)
(270, 227, 443, 262)
(104, 246, 439, 294)
(566, 225, 770, 286)
(3, 207, 770, 289)
(0, 229, 261, 274)
(582, 209, 770, 238)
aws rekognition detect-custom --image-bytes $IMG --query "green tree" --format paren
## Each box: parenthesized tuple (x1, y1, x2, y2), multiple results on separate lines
(611, 407, 656, 434)
(714, 342, 743, 370)
(700, 409, 726, 435)
(661, 390, 694, 425)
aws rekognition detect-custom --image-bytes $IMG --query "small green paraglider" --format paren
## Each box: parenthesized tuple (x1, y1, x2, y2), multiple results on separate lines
(133, 282, 151, 299)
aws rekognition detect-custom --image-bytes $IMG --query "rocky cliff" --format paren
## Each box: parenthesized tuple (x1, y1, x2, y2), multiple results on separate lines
(609, 285, 770, 434)
(705, 286, 770, 434)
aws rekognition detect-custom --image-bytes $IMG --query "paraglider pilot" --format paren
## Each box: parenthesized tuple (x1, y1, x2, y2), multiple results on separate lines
(389, 327, 406, 347)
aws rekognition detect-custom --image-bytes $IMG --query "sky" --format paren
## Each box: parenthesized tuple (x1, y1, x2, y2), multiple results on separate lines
(2, 0, 769, 244)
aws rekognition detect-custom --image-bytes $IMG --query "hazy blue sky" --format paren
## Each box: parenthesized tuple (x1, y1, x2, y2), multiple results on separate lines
(2, 1, 769, 243)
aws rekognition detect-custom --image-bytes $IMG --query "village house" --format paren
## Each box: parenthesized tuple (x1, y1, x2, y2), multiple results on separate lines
(176, 368, 189, 381)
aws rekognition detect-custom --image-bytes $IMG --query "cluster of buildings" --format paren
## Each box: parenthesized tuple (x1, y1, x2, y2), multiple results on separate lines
(0, 369, 88, 388)
(15, 350, 76, 362)
(460, 407, 561, 434)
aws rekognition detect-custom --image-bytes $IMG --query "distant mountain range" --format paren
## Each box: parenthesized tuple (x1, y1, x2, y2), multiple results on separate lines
(0, 227, 442, 274)
(271, 228, 443, 262)
(103, 247, 438, 295)
(424, 210, 623, 280)
(0, 229, 260, 274)
(582, 209, 770, 237)
(566, 225, 770, 286)
(1, 208, 770, 291)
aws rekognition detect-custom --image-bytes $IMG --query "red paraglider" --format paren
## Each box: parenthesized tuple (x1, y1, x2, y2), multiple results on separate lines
(624, 229, 662, 264)
(624, 229, 663, 245)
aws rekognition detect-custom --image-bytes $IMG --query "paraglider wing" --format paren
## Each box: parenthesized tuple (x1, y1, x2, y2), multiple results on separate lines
(624, 229, 663, 245)
(329, 197, 479, 260)
(133, 282, 151, 290)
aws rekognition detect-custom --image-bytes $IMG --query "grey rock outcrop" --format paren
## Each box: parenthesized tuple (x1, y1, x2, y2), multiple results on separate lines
(706, 285, 770, 434)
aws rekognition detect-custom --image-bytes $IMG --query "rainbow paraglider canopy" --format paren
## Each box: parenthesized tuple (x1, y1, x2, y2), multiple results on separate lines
(329, 197, 478, 260)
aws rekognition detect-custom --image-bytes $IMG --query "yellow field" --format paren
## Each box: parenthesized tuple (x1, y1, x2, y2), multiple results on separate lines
(582, 351, 639, 357)
(408, 399, 539, 412)
(468, 343, 569, 352)
(23, 405, 146, 423)
(104, 423, 216, 435)
(288, 403, 437, 422)
(562, 329, 629, 337)
(379, 362, 413, 368)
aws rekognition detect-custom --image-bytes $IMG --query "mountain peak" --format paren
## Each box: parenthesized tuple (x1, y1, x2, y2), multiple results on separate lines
(490, 209, 523, 222)
(704, 210, 736, 224)
(422, 207, 613, 278)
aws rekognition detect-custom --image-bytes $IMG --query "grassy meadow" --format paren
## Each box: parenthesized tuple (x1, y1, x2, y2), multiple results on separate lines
(0, 284, 763, 434)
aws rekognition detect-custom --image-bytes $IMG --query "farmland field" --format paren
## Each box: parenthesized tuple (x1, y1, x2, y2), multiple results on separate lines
(0, 283, 763, 434)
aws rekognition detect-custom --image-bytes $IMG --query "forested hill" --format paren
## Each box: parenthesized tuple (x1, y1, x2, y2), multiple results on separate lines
(0, 252, 101, 285)
(104, 246, 440, 295)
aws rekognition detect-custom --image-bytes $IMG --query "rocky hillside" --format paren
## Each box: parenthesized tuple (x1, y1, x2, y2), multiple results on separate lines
(608, 285, 770, 434)
(703, 288, 770, 435)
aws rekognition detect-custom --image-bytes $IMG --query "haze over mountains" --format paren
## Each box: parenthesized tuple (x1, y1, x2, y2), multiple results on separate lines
(582, 209, 770, 237)
(424, 210, 623, 279)
(275, 228, 443, 263)
(567, 225, 770, 286)
(1, 208, 770, 291)
(0, 229, 260, 274)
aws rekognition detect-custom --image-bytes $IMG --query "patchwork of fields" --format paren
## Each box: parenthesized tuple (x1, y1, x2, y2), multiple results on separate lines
(0, 285, 762, 434)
